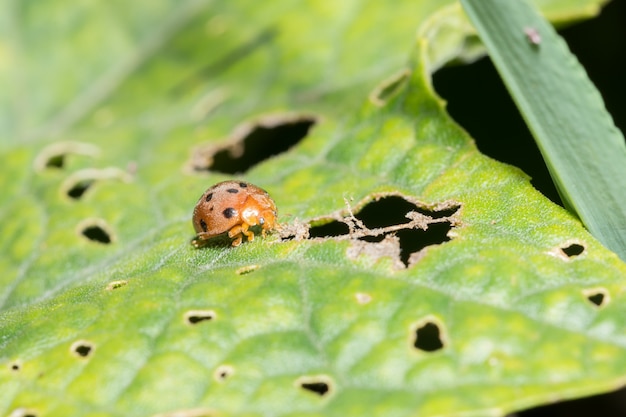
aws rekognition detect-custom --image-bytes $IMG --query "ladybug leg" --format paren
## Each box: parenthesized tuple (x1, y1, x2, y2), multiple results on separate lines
(192, 231, 218, 248)
(241, 222, 255, 242)
(191, 237, 206, 248)
(228, 225, 243, 247)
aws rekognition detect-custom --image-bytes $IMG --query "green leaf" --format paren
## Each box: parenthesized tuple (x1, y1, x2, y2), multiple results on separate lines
(2, 1, 625, 417)
(460, 0, 626, 260)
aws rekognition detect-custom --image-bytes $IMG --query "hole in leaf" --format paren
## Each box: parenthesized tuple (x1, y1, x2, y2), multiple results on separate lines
(296, 376, 334, 397)
(369, 69, 410, 106)
(301, 382, 329, 396)
(185, 310, 216, 325)
(355, 196, 416, 228)
(296, 375, 333, 397)
(583, 288, 610, 308)
(67, 179, 95, 199)
(355, 195, 459, 229)
(190, 114, 317, 174)
(62, 168, 132, 201)
(33, 142, 100, 172)
(9, 408, 38, 417)
(397, 223, 452, 266)
(549, 240, 587, 261)
(413, 320, 445, 352)
(75, 345, 92, 357)
(46, 155, 65, 169)
(304, 195, 460, 267)
(309, 219, 350, 238)
(71, 340, 95, 358)
(214, 365, 234, 382)
(81, 224, 112, 244)
(588, 293, 605, 307)
(106, 280, 128, 291)
(561, 243, 585, 257)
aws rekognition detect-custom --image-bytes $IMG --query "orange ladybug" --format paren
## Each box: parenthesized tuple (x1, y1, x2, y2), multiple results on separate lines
(192, 181, 277, 247)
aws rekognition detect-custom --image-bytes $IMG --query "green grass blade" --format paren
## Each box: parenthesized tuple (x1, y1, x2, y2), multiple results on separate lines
(460, 0, 626, 261)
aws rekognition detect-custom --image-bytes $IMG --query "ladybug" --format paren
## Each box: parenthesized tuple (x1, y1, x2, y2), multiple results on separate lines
(192, 181, 277, 247)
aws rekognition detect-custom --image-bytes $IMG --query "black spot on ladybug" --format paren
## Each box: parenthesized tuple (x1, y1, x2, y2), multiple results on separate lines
(239, 182, 248, 188)
(205, 192, 213, 202)
(223, 208, 237, 219)
(226, 188, 239, 194)
(209, 207, 214, 211)
(200, 219, 208, 232)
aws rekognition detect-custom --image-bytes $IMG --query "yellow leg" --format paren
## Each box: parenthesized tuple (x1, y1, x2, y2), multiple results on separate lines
(193, 231, 218, 248)
(228, 225, 243, 247)
(196, 231, 214, 240)
(228, 222, 258, 246)
(191, 238, 205, 248)
(241, 222, 255, 242)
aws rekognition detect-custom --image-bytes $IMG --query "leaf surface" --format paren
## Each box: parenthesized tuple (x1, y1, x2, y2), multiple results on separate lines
(1, 1, 625, 417)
